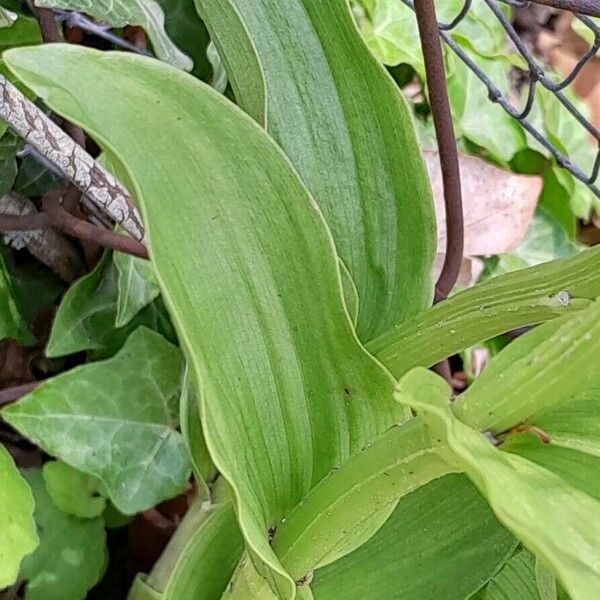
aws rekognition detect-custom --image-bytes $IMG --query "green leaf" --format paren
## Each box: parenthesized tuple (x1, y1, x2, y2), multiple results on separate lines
(155, 0, 211, 79)
(47, 252, 161, 358)
(476, 549, 553, 600)
(20, 469, 106, 600)
(502, 386, 600, 503)
(454, 299, 600, 433)
(447, 52, 526, 163)
(0, 445, 37, 589)
(312, 474, 517, 600)
(137, 501, 244, 599)
(114, 252, 160, 328)
(196, 0, 436, 341)
(493, 208, 577, 275)
(537, 86, 597, 218)
(5, 44, 411, 598)
(179, 367, 215, 500)
(4, 327, 190, 514)
(0, 6, 16, 26)
(34, 0, 193, 71)
(0, 248, 35, 344)
(42, 461, 106, 519)
(368, 245, 600, 378)
(14, 153, 63, 197)
(398, 368, 600, 600)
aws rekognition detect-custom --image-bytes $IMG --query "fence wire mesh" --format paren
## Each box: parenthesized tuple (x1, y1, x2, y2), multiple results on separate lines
(401, 0, 600, 201)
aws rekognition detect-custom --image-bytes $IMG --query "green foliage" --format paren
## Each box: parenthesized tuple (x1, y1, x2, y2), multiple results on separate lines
(1, 1, 600, 598)
(197, 0, 437, 341)
(369, 245, 600, 378)
(311, 474, 517, 600)
(0, 445, 37, 589)
(35, 0, 193, 70)
(20, 469, 107, 600)
(114, 251, 160, 328)
(0, 248, 35, 343)
(4, 328, 190, 514)
(46, 253, 163, 358)
(0, 6, 15, 27)
(475, 549, 556, 600)
(397, 367, 600, 598)
(43, 461, 107, 518)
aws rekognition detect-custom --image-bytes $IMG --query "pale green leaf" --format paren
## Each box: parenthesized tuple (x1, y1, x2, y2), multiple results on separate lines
(447, 52, 526, 162)
(34, 0, 192, 71)
(20, 469, 106, 600)
(368, 245, 600, 378)
(196, 0, 436, 341)
(0, 6, 16, 27)
(0, 445, 37, 589)
(4, 327, 189, 514)
(312, 474, 517, 600)
(42, 461, 106, 519)
(537, 87, 597, 219)
(179, 367, 215, 500)
(114, 251, 160, 328)
(137, 501, 244, 600)
(398, 368, 600, 600)
(502, 387, 600, 502)
(454, 299, 600, 433)
(4, 44, 409, 597)
(494, 208, 577, 275)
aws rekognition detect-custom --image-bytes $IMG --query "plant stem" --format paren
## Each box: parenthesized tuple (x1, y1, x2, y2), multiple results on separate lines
(414, 0, 464, 301)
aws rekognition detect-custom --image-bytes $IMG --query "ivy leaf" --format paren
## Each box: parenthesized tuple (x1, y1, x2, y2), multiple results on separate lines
(0, 6, 16, 26)
(156, 0, 211, 80)
(113, 252, 160, 328)
(4, 328, 190, 514)
(20, 469, 107, 600)
(42, 461, 106, 519)
(493, 208, 578, 276)
(34, 0, 192, 71)
(0, 445, 37, 589)
(0, 248, 35, 344)
(46, 253, 161, 358)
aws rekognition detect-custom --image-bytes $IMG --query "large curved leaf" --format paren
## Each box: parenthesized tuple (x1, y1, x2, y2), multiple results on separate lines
(195, 0, 436, 341)
(5, 45, 410, 598)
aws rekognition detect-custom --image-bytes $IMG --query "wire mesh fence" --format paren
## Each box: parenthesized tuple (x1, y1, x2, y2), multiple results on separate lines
(402, 0, 600, 201)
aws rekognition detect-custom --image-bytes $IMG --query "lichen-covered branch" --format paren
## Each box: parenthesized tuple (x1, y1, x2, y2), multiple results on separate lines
(0, 76, 145, 241)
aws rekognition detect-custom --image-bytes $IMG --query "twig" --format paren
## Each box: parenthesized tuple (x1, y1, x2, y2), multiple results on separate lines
(31, 5, 60, 42)
(55, 11, 153, 56)
(0, 76, 145, 241)
(529, 0, 600, 17)
(43, 192, 148, 259)
(415, 0, 464, 302)
(0, 381, 40, 407)
(0, 192, 148, 259)
(0, 192, 84, 282)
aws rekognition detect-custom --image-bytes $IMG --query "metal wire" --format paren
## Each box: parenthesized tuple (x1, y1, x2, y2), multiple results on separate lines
(401, 0, 600, 200)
